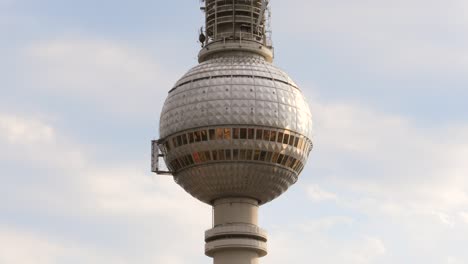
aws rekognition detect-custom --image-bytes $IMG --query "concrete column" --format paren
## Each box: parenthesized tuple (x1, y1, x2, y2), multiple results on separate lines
(205, 198, 268, 264)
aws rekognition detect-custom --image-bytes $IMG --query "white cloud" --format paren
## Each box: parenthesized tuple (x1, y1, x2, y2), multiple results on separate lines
(0, 112, 210, 263)
(0, 227, 128, 264)
(346, 237, 387, 263)
(266, 227, 386, 264)
(300, 216, 354, 232)
(432, 211, 456, 228)
(0, 113, 85, 169)
(306, 184, 338, 202)
(313, 100, 468, 214)
(0, 113, 54, 144)
(22, 38, 174, 117)
(274, 0, 468, 76)
(460, 212, 468, 224)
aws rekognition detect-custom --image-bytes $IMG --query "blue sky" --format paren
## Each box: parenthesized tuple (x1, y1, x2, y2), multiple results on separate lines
(1, 0, 468, 263)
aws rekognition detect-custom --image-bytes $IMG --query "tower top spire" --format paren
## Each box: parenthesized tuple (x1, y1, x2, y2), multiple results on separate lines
(198, 0, 274, 63)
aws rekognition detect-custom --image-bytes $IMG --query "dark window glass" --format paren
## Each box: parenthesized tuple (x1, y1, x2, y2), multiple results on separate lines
(270, 131, 277, 142)
(179, 157, 187, 167)
(175, 159, 182, 170)
(248, 129, 255, 139)
(295, 162, 301, 172)
(253, 150, 261, 160)
(212, 150, 218, 161)
(177, 136, 183, 146)
(209, 129, 215, 140)
(281, 155, 289, 166)
(298, 138, 303, 150)
(219, 150, 226, 160)
(224, 128, 231, 139)
(216, 128, 224, 140)
(246, 150, 253, 160)
(182, 134, 188, 145)
(199, 151, 206, 162)
(263, 130, 270, 141)
(189, 132, 195, 143)
(205, 151, 211, 161)
(201, 130, 208, 141)
(283, 134, 290, 144)
(294, 137, 299, 147)
(165, 142, 171, 151)
(259, 151, 267, 161)
(272, 152, 279, 163)
(194, 131, 202, 142)
(193, 152, 201, 163)
(277, 154, 284, 164)
(292, 159, 300, 170)
(172, 138, 178, 147)
(187, 155, 194, 165)
(240, 128, 247, 139)
(256, 129, 263, 140)
(289, 135, 295, 146)
(240, 149, 246, 160)
(277, 132, 284, 143)
(225, 149, 232, 160)
(233, 149, 239, 160)
(233, 128, 240, 139)
(265, 151, 273, 162)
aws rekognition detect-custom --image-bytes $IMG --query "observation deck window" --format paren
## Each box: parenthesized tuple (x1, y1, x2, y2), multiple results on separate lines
(224, 128, 231, 139)
(233, 128, 240, 139)
(246, 149, 253, 160)
(253, 150, 261, 161)
(216, 128, 224, 140)
(277, 132, 284, 143)
(240, 128, 247, 139)
(269, 131, 276, 142)
(209, 129, 216, 140)
(201, 130, 208, 141)
(263, 130, 270, 141)
(256, 129, 263, 140)
(248, 128, 255, 139)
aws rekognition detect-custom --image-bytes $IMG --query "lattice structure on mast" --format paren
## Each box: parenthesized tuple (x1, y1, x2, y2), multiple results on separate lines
(199, 0, 272, 49)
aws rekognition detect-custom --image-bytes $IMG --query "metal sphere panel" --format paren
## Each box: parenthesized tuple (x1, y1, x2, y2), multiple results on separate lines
(174, 163, 297, 205)
(159, 55, 312, 140)
(158, 55, 313, 205)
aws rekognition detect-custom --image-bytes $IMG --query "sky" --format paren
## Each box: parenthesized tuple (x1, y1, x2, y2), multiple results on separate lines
(1, 0, 468, 263)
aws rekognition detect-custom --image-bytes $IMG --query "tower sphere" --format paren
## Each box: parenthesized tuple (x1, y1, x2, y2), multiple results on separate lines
(153, 1, 315, 262)
(158, 53, 313, 205)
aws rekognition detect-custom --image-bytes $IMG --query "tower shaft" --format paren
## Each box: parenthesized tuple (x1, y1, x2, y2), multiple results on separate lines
(205, 198, 267, 264)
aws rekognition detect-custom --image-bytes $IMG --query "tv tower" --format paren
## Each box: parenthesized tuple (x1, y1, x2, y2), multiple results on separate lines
(152, 1, 313, 263)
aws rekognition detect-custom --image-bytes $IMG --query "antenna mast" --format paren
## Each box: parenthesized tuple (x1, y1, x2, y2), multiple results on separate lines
(198, 0, 274, 62)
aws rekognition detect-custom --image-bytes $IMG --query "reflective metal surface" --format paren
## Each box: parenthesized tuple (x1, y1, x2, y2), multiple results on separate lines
(160, 54, 313, 139)
(158, 54, 313, 205)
